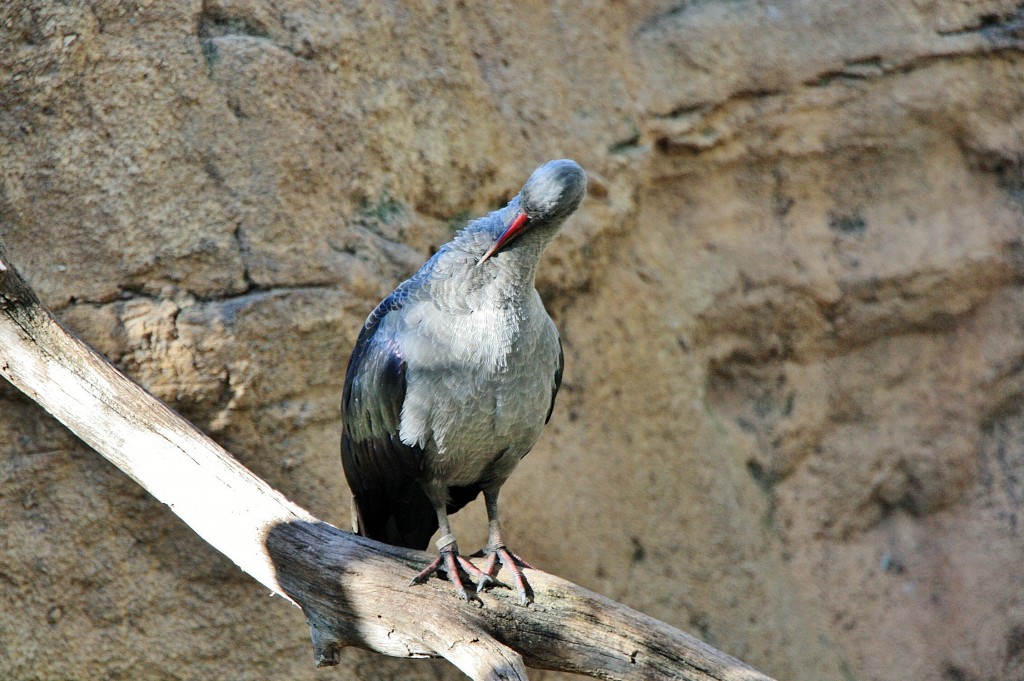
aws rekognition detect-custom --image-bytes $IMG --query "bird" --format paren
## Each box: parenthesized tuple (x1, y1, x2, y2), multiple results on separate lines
(341, 159, 586, 605)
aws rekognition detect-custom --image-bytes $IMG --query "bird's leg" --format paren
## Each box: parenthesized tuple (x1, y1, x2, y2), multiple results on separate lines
(410, 501, 492, 602)
(479, 486, 534, 605)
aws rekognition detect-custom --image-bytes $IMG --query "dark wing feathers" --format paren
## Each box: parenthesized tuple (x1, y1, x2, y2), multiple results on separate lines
(546, 339, 564, 424)
(341, 290, 438, 550)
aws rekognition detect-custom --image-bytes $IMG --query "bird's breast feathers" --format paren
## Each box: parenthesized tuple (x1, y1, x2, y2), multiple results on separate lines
(390, 295, 560, 482)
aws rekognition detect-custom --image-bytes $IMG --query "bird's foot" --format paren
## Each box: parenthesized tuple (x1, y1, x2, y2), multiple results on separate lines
(479, 545, 534, 605)
(410, 547, 493, 604)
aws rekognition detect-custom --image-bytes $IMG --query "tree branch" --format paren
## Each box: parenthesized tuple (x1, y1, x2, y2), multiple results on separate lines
(0, 244, 776, 681)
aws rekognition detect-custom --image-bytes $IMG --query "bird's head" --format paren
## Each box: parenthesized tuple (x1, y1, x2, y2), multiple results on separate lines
(477, 159, 587, 265)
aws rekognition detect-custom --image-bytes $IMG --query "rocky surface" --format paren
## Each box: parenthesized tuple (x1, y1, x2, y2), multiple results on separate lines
(2, 1, 1024, 679)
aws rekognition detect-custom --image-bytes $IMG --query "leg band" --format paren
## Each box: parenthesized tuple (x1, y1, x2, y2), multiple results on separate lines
(435, 533, 457, 551)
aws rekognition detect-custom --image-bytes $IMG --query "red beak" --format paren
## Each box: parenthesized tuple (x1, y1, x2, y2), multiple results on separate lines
(477, 212, 530, 265)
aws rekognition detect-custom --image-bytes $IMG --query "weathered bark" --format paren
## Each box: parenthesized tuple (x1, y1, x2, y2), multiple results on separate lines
(0, 244, 775, 681)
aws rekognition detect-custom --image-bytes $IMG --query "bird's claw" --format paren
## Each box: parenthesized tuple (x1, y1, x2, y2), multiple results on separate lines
(412, 548, 487, 604)
(455, 584, 484, 606)
(412, 544, 534, 605)
(482, 544, 534, 605)
(474, 572, 497, 592)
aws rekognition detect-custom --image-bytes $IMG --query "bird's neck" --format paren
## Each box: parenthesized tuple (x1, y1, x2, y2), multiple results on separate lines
(482, 245, 544, 303)
(436, 219, 553, 312)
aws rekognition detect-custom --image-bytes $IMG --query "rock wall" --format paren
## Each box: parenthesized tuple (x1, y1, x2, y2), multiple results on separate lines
(2, 1, 1024, 679)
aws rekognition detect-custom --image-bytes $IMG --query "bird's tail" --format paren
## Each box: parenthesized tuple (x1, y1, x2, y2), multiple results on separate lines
(351, 483, 483, 551)
(351, 482, 439, 550)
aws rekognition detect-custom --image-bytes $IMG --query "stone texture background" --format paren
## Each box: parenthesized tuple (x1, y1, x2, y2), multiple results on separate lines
(2, 1, 1024, 679)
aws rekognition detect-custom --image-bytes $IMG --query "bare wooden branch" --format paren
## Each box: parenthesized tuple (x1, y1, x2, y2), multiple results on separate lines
(0, 242, 776, 681)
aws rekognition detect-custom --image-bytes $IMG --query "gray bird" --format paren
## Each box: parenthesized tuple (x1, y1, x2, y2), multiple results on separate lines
(341, 159, 586, 604)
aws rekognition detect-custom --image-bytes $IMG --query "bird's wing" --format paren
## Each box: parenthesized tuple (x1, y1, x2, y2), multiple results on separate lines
(341, 286, 438, 549)
(546, 336, 564, 424)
